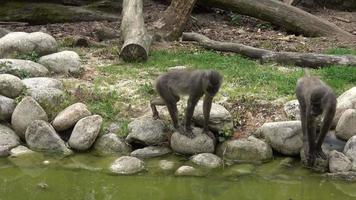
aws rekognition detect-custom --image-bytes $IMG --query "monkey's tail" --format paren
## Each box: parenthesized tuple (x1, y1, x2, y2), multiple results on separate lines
(304, 68, 311, 77)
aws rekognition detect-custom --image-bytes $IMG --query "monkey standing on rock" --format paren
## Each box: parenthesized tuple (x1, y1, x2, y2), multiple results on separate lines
(150, 69, 223, 139)
(296, 69, 336, 166)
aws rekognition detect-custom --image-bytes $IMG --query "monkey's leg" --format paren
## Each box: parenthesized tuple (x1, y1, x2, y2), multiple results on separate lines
(315, 108, 336, 159)
(150, 97, 165, 119)
(202, 95, 216, 141)
(299, 101, 311, 163)
(160, 91, 180, 130)
(184, 95, 200, 138)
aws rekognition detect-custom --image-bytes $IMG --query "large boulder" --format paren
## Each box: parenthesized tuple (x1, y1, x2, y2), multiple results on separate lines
(52, 103, 91, 131)
(170, 127, 215, 155)
(190, 153, 223, 169)
(25, 120, 72, 155)
(130, 146, 171, 159)
(329, 150, 352, 173)
(38, 51, 81, 75)
(68, 115, 102, 151)
(0, 95, 16, 121)
(255, 121, 303, 156)
(0, 74, 24, 98)
(11, 96, 48, 139)
(335, 109, 356, 140)
(0, 32, 57, 58)
(0, 59, 49, 78)
(93, 133, 131, 156)
(110, 156, 145, 175)
(22, 77, 65, 116)
(126, 117, 167, 146)
(333, 87, 356, 127)
(283, 100, 300, 120)
(193, 101, 233, 133)
(343, 135, 356, 170)
(216, 136, 273, 163)
(0, 124, 20, 157)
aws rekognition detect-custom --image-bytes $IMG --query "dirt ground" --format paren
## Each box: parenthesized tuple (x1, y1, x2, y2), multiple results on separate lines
(1, 0, 355, 136)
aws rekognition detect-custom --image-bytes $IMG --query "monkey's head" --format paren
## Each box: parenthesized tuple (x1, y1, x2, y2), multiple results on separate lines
(310, 87, 326, 117)
(203, 70, 223, 96)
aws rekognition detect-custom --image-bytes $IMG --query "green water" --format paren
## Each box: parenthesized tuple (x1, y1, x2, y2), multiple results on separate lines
(1, 154, 356, 200)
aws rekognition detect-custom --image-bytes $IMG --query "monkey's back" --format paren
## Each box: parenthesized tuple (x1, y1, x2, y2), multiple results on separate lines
(296, 76, 332, 101)
(155, 69, 203, 95)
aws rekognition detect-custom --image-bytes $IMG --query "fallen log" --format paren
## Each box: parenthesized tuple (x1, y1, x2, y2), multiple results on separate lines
(120, 0, 152, 62)
(182, 32, 356, 68)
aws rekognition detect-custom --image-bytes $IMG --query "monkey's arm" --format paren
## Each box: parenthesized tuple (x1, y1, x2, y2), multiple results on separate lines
(203, 95, 213, 132)
(184, 95, 200, 137)
(316, 106, 336, 149)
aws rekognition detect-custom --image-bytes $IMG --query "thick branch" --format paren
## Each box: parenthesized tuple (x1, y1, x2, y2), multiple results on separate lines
(182, 32, 356, 68)
(120, 0, 152, 62)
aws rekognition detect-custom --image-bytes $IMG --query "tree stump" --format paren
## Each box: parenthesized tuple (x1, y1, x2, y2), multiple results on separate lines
(120, 0, 152, 62)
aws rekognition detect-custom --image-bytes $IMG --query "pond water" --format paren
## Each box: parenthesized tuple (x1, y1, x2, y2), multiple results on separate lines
(1, 153, 355, 200)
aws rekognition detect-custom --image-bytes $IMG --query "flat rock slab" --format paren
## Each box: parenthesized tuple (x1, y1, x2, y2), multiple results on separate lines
(336, 109, 356, 140)
(110, 156, 145, 175)
(0, 59, 49, 78)
(11, 96, 48, 139)
(0, 124, 20, 157)
(130, 146, 171, 159)
(216, 136, 273, 163)
(170, 127, 214, 155)
(126, 117, 167, 146)
(193, 101, 234, 133)
(0, 74, 24, 98)
(52, 102, 91, 131)
(69, 115, 102, 151)
(255, 121, 303, 156)
(0, 95, 16, 121)
(93, 133, 131, 156)
(22, 77, 63, 90)
(25, 120, 72, 155)
(38, 50, 81, 74)
(0, 32, 57, 58)
(190, 153, 223, 169)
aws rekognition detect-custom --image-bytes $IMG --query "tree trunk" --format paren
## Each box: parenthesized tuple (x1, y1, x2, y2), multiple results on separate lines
(120, 0, 152, 62)
(154, 0, 197, 41)
(200, 0, 355, 41)
(182, 32, 356, 68)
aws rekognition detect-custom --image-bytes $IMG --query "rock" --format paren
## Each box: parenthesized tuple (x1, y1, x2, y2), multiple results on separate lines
(222, 164, 255, 177)
(22, 77, 63, 90)
(324, 171, 356, 181)
(0, 74, 24, 98)
(69, 115, 102, 151)
(159, 160, 176, 171)
(335, 109, 356, 140)
(283, 100, 300, 120)
(22, 77, 65, 114)
(0, 124, 20, 157)
(52, 103, 91, 131)
(11, 96, 48, 139)
(0, 95, 16, 121)
(9, 145, 35, 158)
(94, 26, 120, 41)
(93, 133, 131, 156)
(279, 157, 297, 168)
(0, 59, 49, 78)
(216, 136, 273, 163)
(193, 101, 233, 133)
(333, 87, 356, 127)
(255, 121, 303, 156)
(126, 117, 167, 146)
(0, 32, 57, 58)
(323, 131, 347, 153)
(170, 127, 214, 155)
(25, 120, 72, 155)
(190, 153, 222, 169)
(0, 28, 10, 38)
(329, 150, 352, 173)
(130, 146, 171, 159)
(343, 135, 356, 170)
(110, 156, 145, 175)
(38, 51, 81, 74)
(300, 148, 329, 172)
(175, 166, 202, 176)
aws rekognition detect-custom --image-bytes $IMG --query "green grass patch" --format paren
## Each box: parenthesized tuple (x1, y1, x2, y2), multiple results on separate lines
(325, 47, 356, 56)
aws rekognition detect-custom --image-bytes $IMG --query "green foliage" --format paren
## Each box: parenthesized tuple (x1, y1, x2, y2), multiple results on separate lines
(138, 82, 155, 96)
(325, 47, 356, 56)
(116, 120, 130, 137)
(16, 51, 40, 62)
